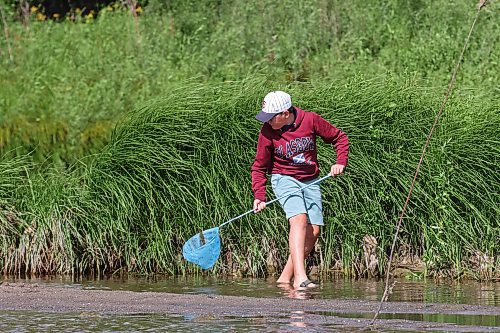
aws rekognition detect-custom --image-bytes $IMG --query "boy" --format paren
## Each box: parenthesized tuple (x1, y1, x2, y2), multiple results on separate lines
(251, 91, 349, 289)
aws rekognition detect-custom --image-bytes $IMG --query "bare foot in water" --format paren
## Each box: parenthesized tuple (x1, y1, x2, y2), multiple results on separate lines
(277, 282, 314, 299)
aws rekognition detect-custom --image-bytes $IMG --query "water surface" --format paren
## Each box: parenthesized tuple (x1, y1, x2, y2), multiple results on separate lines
(6, 275, 496, 306)
(1, 275, 498, 332)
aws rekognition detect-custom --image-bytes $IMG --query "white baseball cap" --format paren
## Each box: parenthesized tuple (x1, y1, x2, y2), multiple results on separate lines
(256, 91, 292, 122)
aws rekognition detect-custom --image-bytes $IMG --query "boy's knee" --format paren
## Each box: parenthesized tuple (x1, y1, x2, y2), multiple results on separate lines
(289, 213, 308, 226)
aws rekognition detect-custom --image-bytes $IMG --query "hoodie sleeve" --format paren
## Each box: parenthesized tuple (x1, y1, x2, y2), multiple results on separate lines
(251, 129, 273, 201)
(313, 113, 349, 166)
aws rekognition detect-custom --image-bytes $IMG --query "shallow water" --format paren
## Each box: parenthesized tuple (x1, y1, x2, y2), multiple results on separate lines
(321, 311, 500, 327)
(7, 274, 497, 305)
(1, 275, 498, 332)
(0, 310, 358, 333)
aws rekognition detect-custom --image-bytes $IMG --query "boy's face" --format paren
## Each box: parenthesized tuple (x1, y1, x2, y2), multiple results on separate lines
(268, 110, 291, 130)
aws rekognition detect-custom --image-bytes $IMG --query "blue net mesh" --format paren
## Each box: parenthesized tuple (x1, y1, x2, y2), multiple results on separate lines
(182, 227, 221, 270)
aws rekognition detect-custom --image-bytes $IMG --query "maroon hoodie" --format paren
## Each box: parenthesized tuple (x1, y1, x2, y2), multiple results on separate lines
(251, 107, 349, 202)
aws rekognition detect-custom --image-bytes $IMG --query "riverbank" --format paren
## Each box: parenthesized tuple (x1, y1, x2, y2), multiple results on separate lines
(0, 282, 498, 332)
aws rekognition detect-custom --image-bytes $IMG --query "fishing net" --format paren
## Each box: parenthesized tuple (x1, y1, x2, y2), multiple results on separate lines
(182, 227, 221, 269)
(182, 176, 331, 270)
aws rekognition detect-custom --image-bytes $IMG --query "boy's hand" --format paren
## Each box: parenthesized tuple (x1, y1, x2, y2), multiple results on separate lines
(253, 199, 266, 213)
(330, 164, 345, 176)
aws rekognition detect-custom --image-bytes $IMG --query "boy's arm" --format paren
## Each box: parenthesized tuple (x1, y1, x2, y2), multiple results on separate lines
(314, 113, 349, 167)
(251, 130, 273, 202)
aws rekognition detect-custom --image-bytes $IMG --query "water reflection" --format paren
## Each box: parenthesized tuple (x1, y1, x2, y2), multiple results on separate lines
(289, 310, 307, 328)
(1, 274, 498, 306)
(0, 310, 312, 333)
(324, 311, 500, 327)
(276, 282, 316, 299)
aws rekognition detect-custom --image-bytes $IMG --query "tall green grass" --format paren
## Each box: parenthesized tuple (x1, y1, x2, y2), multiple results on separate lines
(2, 78, 496, 278)
(0, 149, 85, 274)
(0, 0, 498, 165)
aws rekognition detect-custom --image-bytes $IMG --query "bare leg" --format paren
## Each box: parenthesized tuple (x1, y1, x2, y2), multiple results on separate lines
(277, 223, 320, 284)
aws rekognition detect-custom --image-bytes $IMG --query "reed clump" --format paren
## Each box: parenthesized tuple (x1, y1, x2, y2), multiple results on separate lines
(67, 78, 497, 278)
(0, 78, 497, 279)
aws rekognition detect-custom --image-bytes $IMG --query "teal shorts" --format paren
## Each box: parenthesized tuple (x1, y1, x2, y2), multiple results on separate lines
(270, 174, 324, 226)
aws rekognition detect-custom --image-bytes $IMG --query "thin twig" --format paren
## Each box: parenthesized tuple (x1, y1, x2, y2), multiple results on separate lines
(0, 3, 14, 62)
(369, 0, 489, 326)
(124, 0, 140, 43)
(20, 0, 30, 31)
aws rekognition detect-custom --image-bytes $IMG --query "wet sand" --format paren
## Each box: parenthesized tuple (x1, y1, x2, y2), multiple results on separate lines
(0, 282, 498, 332)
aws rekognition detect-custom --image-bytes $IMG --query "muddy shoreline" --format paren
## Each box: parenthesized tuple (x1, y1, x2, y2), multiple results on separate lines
(0, 282, 499, 332)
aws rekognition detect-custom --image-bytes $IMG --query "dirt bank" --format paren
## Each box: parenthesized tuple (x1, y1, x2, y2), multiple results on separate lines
(0, 282, 498, 332)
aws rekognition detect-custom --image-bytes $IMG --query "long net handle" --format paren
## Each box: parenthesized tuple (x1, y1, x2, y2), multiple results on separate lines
(219, 174, 331, 228)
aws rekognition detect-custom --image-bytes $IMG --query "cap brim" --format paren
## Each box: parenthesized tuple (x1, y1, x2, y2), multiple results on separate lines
(255, 111, 276, 123)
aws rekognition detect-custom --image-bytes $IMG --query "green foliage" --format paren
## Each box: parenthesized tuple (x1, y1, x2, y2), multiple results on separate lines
(0, 0, 498, 277)
(2, 78, 498, 278)
(0, 0, 498, 164)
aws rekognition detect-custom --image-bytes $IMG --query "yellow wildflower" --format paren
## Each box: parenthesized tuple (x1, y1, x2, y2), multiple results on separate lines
(30, 6, 38, 13)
